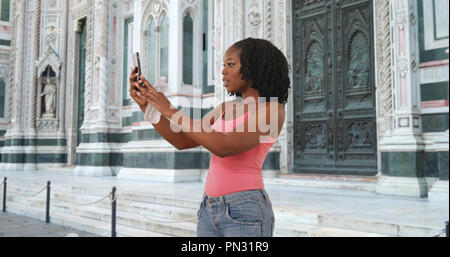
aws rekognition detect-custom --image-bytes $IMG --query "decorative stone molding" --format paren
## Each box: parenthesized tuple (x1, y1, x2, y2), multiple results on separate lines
(214, 0, 224, 105)
(92, 0, 110, 125)
(37, 119, 59, 131)
(36, 48, 62, 80)
(140, 0, 169, 86)
(66, 0, 94, 165)
(11, 0, 26, 133)
(246, 0, 263, 38)
(374, 0, 393, 138)
(235, 0, 245, 40)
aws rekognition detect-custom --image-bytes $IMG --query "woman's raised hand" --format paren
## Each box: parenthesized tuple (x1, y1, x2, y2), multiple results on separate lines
(129, 67, 148, 111)
(135, 75, 176, 119)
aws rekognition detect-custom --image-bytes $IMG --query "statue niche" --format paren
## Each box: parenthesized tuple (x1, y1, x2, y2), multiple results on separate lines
(40, 67, 57, 119)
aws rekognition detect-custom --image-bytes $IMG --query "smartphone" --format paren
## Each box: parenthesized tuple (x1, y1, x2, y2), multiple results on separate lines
(132, 52, 144, 87)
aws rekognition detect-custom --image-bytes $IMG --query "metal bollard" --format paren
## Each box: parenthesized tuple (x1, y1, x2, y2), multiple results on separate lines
(46, 181, 51, 223)
(2, 177, 6, 213)
(446, 221, 449, 237)
(111, 187, 116, 237)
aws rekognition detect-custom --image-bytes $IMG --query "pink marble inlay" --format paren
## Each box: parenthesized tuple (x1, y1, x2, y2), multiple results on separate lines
(112, 16, 117, 52)
(397, 0, 408, 107)
(421, 100, 449, 108)
(111, 72, 116, 103)
(400, 76, 408, 107)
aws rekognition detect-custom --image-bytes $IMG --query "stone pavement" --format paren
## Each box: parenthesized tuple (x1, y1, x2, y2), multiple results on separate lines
(0, 169, 448, 237)
(0, 212, 100, 237)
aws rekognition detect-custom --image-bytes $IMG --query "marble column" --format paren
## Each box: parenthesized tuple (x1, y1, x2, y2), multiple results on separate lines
(375, 0, 428, 197)
(92, 0, 110, 128)
(0, 0, 26, 171)
(74, 0, 114, 177)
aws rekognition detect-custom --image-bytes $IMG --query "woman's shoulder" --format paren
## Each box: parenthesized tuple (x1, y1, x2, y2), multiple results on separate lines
(257, 101, 285, 113)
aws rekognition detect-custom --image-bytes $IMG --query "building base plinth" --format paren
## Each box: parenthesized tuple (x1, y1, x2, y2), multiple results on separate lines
(117, 168, 201, 183)
(73, 166, 115, 177)
(376, 175, 428, 198)
(427, 180, 449, 203)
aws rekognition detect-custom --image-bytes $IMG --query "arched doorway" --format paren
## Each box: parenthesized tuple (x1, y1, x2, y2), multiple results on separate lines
(76, 21, 86, 148)
(291, 0, 377, 176)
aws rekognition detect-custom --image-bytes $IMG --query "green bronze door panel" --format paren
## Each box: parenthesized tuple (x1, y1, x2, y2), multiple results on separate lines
(292, 0, 377, 176)
(77, 22, 86, 147)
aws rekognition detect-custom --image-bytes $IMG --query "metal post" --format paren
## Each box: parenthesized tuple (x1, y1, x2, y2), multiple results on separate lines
(111, 187, 116, 237)
(446, 221, 449, 237)
(46, 181, 51, 223)
(2, 177, 6, 213)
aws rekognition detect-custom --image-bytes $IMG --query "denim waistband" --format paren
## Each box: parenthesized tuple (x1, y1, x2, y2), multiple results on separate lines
(202, 189, 269, 206)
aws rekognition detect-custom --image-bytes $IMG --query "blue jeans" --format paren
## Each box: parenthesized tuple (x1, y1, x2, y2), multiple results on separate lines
(197, 189, 275, 237)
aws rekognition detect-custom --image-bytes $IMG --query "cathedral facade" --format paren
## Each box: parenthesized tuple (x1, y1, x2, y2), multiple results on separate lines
(0, 0, 448, 200)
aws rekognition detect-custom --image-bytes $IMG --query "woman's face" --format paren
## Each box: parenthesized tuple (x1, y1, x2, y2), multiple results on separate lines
(222, 47, 251, 93)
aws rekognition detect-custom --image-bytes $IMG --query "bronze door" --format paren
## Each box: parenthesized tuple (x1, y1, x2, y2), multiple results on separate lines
(292, 0, 377, 176)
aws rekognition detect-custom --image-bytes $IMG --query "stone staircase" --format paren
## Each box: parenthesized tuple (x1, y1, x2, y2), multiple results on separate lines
(0, 179, 444, 237)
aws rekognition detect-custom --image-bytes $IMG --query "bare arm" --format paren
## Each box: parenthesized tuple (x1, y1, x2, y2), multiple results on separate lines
(149, 101, 230, 150)
(129, 68, 198, 150)
(133, 74, 285, 158)
(165, 102, 285, 157)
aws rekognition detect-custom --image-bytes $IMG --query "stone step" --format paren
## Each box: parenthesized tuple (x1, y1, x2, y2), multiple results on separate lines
(4, 184, 199, 222)
(3, 182, 201, 210)
(273, 206, 320, 225)
(3, 180, 443, 237)
(274, 220, 389, 237)
(5, 201, 170, 237)
(265, 174, 377, 192)
(307, 227, 387, 237)
(274, 220, 320, 237)
(63, 205, 197, 237)
(317, 214, 443, 237)
(4, 191, 197, 237)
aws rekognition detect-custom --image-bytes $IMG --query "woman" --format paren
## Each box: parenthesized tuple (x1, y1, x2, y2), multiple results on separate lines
(129, 38, 290, 237)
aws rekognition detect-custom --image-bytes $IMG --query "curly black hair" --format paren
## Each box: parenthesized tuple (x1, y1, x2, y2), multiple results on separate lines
(228, 38, 290, 107)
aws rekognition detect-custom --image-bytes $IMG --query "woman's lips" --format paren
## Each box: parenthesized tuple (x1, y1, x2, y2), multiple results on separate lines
(223, 80, 230, 87)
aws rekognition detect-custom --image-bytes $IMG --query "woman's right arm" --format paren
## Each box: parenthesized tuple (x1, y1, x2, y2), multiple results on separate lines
(151, 114, 199, 150)
(130, 68, 224, 150)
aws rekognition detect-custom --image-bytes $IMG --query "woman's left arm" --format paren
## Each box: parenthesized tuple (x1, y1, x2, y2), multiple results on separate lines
(137, 77, 285, 157)
(164, 103, 285, 157)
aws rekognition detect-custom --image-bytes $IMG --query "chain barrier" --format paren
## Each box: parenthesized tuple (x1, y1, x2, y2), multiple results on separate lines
(433, 228, 446, 237)
(4, 177, 198, 236)
(51, 188, 114, 207)
(134, 211, 198, 224)
(433, 222, 448, 237)
(11, 185, 48, 199)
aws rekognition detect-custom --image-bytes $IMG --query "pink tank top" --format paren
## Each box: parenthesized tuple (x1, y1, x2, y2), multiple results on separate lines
(204, 108, 277, 197)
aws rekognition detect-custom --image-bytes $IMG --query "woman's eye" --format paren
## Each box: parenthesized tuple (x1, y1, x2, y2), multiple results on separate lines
(222, 63, 235, 68)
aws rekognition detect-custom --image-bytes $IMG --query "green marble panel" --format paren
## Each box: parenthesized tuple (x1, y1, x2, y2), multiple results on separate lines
(2, 154, 66, 164)
(424, 152, 438, 177)
(80, 133, 129, 144)
(77, 153, 111, 167)
(381, 152, 425, 178)
(262, 152, 280, 170)
(420, 82, 449, 102)
(422, 113, 449, 133)
(3, 139, 66, 146)
(417, 0, 449, 62)
(438, 152, 449, 180)
(122, 152, 210, 169)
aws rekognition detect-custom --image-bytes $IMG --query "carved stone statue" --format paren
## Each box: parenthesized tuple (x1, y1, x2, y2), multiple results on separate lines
(41, 77, 57, 119)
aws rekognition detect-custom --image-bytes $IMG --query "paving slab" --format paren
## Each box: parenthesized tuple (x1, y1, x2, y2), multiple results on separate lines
(0, 169, 448, 237)
(0, 212, 101, 237)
